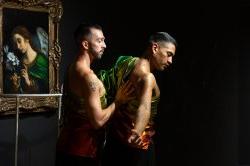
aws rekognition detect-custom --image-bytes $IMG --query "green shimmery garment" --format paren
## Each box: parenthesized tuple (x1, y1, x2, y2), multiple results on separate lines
(20, 53, 48, 93)
(99, 55, 160, 150)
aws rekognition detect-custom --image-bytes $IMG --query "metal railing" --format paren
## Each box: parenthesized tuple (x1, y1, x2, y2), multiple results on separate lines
(0, 93, 62, 166)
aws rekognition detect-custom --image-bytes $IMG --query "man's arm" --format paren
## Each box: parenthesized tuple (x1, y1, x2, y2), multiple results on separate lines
(81, 72, 133, 129)
(132, 73, 155, 135)
(81, 73, 115, 129)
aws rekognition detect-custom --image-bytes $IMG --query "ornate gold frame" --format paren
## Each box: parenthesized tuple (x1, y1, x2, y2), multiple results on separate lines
(0, 0, 63, 115)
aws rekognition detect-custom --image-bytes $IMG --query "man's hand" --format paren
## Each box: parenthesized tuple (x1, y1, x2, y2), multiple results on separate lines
(127, 129, 144, 148)
(115, 80, 135, 106)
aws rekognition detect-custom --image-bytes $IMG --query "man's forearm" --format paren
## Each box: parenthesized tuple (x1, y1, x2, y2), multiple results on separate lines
(133, 106, 151, 135)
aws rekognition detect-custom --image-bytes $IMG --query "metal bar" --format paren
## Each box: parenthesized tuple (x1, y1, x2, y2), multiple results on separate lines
(14, 96, 19, 166)
(4, 93, 62, 166)
(58, 95, 62, 124)
(57, 95, 62, 137)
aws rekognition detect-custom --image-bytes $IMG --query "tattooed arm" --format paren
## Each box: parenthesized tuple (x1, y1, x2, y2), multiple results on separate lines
(82, 72, 133, 129)
(81, 72, 111, 129)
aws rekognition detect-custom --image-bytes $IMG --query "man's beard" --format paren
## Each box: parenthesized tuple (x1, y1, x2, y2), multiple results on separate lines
(90, 47, 104, 60)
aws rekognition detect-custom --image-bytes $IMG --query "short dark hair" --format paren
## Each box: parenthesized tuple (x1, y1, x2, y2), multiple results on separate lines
(148, 32, 177, 47)
(74, 22, 102, 48)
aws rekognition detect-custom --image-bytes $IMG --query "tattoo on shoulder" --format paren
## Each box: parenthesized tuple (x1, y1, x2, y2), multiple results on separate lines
(88, 80, 98, 91)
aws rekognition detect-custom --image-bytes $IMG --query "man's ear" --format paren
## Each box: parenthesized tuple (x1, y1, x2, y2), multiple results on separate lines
(81, 40, 88, 49)
(152, 42, 159, 55)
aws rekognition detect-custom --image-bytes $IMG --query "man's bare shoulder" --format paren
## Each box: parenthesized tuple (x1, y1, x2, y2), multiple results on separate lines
(141, 73, 155, 87)
(81, 72, 99, 92)
(73, 62, 99, 91)
(73, 61, 93, 78)
(134, 60, 155, 80)
(134, 58, 150, 74)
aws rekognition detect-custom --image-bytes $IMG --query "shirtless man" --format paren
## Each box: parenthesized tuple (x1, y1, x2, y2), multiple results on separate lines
(100, 32, 177, 166)
(56, 23, 133, 166)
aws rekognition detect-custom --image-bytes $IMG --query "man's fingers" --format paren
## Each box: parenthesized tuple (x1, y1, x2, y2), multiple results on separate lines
(128, 134, 136, 143)
(121, 81, 134, 95)
(123, 81, 132, 89)
(126, 86, 135, 94)
(134, 137, 142, 145)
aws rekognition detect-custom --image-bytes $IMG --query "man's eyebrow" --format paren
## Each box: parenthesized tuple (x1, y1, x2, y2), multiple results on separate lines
(167, 51, 174, 57)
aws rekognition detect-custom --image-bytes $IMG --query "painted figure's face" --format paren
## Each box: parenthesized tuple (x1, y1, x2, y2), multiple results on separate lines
(153, 42, 176, 71)
(13, 33, 29, 54)
(88, 28, 106, 59)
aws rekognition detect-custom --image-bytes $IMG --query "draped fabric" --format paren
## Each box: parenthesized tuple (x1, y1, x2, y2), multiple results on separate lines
(21, 53, 48, 93)
(29, 53, 48, 84)
(99, 56, 137, 105)
(99, 56, 160, 150)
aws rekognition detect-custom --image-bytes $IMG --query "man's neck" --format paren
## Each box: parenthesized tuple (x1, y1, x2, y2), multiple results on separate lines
(77, 50, 94, 67)
(141, 52, 154, 72)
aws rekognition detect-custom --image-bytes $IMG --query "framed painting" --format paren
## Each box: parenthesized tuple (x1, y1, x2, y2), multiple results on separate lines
(0, 0, 63, 115)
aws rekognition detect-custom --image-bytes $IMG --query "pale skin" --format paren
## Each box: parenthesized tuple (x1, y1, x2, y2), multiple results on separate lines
(68, 28, 134, 129)
(10, 33, 37, 91)
(127, 41, 176, 148)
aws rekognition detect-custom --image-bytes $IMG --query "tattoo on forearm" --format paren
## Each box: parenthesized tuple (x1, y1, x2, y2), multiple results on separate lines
(88, 80, 98, 91)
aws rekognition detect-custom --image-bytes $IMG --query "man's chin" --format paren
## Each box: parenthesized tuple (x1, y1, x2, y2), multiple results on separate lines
(96, 54, 103, 60)
(99, 53, 103, 58)
(159, 66, 166, 71)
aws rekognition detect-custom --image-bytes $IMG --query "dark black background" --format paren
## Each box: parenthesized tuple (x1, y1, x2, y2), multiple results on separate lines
(59, 1, 241, 165)
(0, 1, 249, 166)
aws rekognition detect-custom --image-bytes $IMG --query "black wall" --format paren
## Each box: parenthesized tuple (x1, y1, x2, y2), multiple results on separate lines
(239, 2, 250, 165)
(59, 1, 240, 166)
(0, 1, 249, 166)
(0, 112, 58, 166)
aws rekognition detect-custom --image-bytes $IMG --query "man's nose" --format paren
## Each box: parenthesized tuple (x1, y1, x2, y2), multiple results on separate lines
(103, 42, 106, 49)
(167, 56, 172, 64)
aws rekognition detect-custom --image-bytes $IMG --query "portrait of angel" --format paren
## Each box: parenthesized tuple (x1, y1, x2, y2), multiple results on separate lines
(4, 25, 49, 94)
